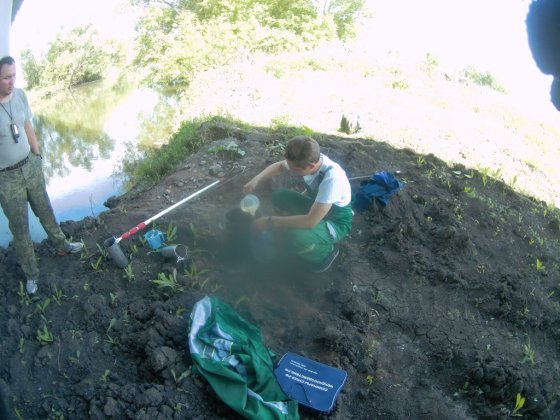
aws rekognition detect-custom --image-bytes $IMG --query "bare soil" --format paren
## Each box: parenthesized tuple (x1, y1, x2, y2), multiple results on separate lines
(1, 122, 559, 419)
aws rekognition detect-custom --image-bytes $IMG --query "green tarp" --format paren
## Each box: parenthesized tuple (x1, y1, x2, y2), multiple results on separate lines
(188, 296, 299, 420)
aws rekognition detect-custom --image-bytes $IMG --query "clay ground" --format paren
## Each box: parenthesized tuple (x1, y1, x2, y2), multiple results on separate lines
(0, 123, 559, 419)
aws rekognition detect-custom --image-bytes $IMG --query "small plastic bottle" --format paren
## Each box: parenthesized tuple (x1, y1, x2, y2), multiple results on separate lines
(240, 194, 260, 216)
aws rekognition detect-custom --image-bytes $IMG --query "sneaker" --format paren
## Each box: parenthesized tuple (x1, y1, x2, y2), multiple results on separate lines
(311, 246, 340, 273)
(58, 241, 84, 256)
(26, 279, 38, 294)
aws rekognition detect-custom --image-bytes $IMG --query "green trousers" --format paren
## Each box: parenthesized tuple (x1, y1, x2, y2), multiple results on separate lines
(271, 188, 353, 265)
(0, 154, 68, 280)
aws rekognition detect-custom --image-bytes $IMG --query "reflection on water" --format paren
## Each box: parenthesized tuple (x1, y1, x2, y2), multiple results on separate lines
(0, 81, 181, 248)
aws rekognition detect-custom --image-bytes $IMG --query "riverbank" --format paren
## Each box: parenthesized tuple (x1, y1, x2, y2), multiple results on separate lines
(0, 121, 559, 418)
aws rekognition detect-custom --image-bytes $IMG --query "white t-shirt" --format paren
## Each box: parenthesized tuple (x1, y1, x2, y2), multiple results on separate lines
(285, 154, 352, 207)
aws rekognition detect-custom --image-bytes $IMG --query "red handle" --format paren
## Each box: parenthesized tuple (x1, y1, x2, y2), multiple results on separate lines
(120, 222, 147, 240)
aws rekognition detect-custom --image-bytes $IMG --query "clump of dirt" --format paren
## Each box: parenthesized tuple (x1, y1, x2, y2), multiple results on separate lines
(0, 122, 559, 419)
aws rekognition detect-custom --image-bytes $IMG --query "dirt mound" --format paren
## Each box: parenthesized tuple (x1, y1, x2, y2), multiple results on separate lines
(0, 123, 559, 419)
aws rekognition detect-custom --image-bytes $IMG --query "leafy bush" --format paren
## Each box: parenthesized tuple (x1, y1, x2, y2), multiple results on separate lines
(21, 25, 123, 90)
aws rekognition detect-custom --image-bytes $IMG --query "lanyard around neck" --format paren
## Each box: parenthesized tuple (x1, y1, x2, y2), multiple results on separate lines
(0, 101, 14, 122)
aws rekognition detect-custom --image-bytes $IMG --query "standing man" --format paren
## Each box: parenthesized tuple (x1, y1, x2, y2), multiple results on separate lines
(244, 135, 353, 272)
(0, 56, 83, 294)
(526, 0, 560, 111)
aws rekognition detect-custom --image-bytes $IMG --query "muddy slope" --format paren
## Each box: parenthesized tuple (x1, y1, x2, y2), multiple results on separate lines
(0, 123, 559, 419)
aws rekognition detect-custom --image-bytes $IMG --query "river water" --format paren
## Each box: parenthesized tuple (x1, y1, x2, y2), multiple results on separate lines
(0, 82, 180, 247)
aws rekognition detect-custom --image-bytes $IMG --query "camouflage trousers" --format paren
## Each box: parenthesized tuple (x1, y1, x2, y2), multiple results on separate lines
(0, 153, 67, 280)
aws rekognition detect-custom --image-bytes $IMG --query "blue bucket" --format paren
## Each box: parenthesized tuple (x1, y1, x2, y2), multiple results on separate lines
(144, 229, 166, 249)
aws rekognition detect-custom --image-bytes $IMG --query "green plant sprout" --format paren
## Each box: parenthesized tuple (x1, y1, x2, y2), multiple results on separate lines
(185, 261, 209, 282)
(79, 243, 91, 261)
(35, 298, 51, 317)
(37, 323, 54, 345)
(491, 167, 503, 179)
(510, 175, 518, 188)
(166, 221, 178, 243)
(69, 349, 81, 365)
(175, 403, 183, 414)
(151, 271, 183, 293)
(51, 407, 65, 420)
(69, 330, 82, 340)
(18, 282, 31, 306)
(189, 222, 198, 245)
(195, 277, 210, 290)
(52, 285, 65, 305)
(535, 259, 545, 271)
(18, 337, 25, 353)
(512, 393, 525, 416)
(106, 318, 117, 334)
(123, 310, 130, 324)
(338, 114, 361, 134)
(110, 292, 117, 306)
(365, 374, 374, 385)
(391, 80, 409, 90)
(91, 255, 104, 272)
(123, 263, 135, 282)
(171, 368, 191, 386)
(14, 408, 24, 420)
(522, 342, 535, 366)
(96, 242, 109, 259)
(101, 369, 110, 382)
(105, 334, 119, 347)
(476, 166, 491, 186)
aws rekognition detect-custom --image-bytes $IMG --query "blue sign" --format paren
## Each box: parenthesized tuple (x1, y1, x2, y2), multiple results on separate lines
(274, 352, 347, 412)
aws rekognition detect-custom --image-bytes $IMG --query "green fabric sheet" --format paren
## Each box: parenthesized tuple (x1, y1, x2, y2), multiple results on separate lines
(188, 296, 299, 420)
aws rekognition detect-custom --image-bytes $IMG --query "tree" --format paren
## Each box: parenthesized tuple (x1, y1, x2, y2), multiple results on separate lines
(21, 25, 122, 90)
(131, 0, 364, 86)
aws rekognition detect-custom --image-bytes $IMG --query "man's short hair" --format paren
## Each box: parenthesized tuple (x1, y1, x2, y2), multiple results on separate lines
(0, 56, 15, 73)
(285, 136, 321, 168)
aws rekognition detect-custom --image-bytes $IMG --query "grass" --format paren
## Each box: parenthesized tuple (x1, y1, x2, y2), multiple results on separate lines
(120, 115, 256, 188)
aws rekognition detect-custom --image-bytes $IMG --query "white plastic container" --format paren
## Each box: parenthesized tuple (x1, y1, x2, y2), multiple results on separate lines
(240, 194, 260, 216)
